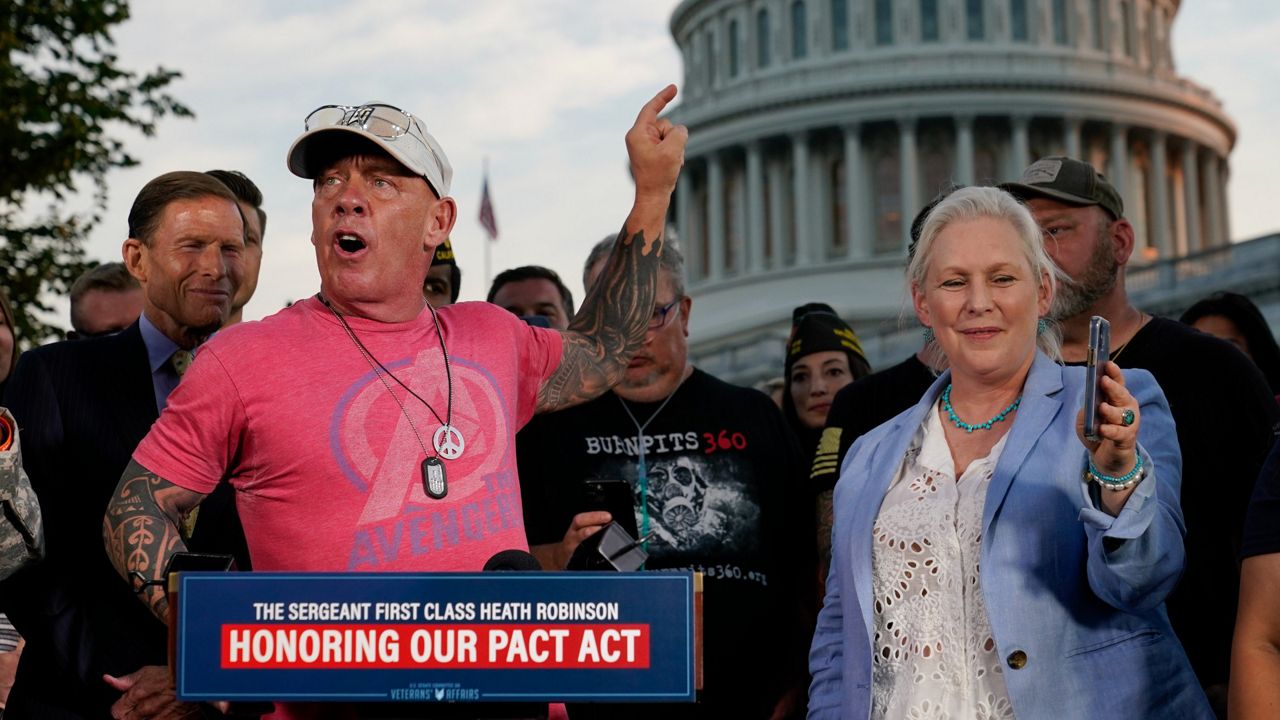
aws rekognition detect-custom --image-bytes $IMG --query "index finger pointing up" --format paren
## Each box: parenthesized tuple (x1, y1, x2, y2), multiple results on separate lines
(635, 84, 679, 125)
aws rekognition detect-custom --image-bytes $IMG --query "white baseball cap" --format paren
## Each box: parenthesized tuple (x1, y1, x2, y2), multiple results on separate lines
(286, 102, 453, 197)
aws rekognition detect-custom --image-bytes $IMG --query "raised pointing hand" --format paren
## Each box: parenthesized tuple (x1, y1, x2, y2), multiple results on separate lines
(626, 84, 688, 208)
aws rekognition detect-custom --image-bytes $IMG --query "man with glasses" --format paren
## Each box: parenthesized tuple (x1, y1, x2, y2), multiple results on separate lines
(515, 235, 813, 719)
(103, 90, 686, 717)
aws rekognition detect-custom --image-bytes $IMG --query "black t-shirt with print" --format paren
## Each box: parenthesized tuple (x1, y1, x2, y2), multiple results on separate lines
(518, 368, 812, 719)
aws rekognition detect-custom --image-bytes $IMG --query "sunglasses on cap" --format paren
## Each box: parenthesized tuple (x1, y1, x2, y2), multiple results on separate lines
(305, 104, 444, 173)
(304, 103, 419, 140)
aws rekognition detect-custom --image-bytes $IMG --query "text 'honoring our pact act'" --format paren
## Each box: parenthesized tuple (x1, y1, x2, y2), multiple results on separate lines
(224, 602, 645, 669)
(221, 624, 648, 669)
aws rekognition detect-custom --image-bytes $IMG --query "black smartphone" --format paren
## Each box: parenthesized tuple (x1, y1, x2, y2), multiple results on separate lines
(165, 551, 237, 575)
(581, 479, 639, 539)
(1083, 315, 1111, 442)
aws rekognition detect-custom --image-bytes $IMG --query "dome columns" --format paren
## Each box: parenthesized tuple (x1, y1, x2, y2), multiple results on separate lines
(674, 115, 1233, 288)
(898, 117, 919, 254)
(955, 115, 975, 186)
(746, 140, 767, 272)
(1181, 141, 1201, 254)
(1149, 130, 1172, 259)
(843, 123, 870, 259)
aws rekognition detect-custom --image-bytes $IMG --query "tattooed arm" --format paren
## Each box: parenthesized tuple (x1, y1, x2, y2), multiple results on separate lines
(537, 85, 687, 413)
(103, 459, 207, 622)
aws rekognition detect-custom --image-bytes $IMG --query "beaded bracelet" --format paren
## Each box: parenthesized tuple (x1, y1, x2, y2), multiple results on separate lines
(1084, 453, 1145, 492)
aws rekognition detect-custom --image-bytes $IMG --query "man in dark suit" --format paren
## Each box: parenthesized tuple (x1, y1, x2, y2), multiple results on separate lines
(0, 171, 248, 718)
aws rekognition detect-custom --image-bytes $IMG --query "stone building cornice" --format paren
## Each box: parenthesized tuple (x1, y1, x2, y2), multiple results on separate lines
(671, 59, 1233, 151)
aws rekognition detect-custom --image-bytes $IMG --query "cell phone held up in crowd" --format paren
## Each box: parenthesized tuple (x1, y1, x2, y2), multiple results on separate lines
(1083, 315, 1111, 442)
(581, 479, 639, 540)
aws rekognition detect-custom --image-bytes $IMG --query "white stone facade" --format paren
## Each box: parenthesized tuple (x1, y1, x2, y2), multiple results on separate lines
(666, 0, 1236, 383)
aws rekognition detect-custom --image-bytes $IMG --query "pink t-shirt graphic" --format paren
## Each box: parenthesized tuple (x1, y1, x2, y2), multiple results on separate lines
(134, 297, 562, 574)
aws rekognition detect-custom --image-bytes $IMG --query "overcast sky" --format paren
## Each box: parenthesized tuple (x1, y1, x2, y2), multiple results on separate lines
(70, 0, 1279, 323)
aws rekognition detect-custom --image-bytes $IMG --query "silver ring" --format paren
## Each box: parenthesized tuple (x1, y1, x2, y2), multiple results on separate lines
(1120, 409, 1135, 427)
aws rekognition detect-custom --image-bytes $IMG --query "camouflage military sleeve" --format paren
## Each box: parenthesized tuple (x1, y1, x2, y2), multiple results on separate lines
(0, 408, 44, 581)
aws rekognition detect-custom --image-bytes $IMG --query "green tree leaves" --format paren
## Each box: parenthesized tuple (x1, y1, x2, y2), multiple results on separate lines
(1, 0, 191, 345)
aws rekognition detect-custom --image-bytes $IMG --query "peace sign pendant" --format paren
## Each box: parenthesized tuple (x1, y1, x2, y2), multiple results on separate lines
(433, 424, 465, 460)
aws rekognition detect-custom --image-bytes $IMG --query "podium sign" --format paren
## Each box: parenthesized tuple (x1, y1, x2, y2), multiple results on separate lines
(175, 572, 698, 703)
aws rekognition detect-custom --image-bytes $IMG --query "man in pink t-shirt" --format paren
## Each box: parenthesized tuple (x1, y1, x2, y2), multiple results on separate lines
(136, 296, 560, 573)
(102, 88, 686, 717)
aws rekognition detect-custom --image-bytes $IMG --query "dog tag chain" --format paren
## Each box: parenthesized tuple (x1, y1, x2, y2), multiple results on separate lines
(320, 294, 459, 499)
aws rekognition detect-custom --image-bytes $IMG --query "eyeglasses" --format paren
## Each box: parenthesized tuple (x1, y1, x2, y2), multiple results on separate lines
(304, 103, 418, 140)
(649, 298, 682, 330)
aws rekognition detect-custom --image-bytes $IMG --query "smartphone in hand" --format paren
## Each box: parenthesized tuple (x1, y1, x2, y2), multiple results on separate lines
(581, 479, 639, 539)
(1083, 315, 1111, 442)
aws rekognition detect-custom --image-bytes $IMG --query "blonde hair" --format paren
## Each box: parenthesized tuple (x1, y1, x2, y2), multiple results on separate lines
(907, 186, 1063, 363)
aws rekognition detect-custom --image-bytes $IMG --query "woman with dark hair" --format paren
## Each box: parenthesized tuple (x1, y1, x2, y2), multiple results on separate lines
(1180, 292, 1280, 400)
(785, 304, 874, 606)
(782, 303, 872, 465)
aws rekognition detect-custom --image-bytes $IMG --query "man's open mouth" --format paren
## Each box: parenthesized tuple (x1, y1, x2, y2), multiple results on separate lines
(336, 233, 367, 254)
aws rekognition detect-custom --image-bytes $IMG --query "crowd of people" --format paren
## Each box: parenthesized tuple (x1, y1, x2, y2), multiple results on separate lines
(0, 85, 1278, 720)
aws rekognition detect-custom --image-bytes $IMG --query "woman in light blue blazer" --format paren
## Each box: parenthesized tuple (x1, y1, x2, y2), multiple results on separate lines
(808, 187, 1210, 719)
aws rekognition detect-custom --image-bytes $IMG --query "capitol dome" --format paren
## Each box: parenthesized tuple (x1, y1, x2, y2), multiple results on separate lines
(666, 0, 1236, 382)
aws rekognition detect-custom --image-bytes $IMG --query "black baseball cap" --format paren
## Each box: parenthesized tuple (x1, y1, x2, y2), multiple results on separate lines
(1001, 156, 1124, 220)
(432, 237, 456, 268)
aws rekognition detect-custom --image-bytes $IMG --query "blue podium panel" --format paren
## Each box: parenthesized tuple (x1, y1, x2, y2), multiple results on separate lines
(175, 572, 696, 703)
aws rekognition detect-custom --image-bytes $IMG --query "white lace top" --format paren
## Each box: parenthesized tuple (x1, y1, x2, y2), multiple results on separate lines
(869, 404, 1016, 720)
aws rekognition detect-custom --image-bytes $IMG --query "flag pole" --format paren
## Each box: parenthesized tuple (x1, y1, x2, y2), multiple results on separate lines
(478, 157, 499, 292)
(483, 156, 492, 291)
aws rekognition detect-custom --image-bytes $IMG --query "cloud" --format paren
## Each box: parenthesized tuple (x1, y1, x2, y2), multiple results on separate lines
(70, 0, 1273, 327)
(1172, 0, 1280, 240)
(82, 0, 684, 319)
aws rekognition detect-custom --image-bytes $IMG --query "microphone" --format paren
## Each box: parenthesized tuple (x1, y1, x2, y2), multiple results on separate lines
(364, 549, 549, 719)
(460, 549, 549, 720)
(483, 549, 542, 572)
(566, 523, 649, 572)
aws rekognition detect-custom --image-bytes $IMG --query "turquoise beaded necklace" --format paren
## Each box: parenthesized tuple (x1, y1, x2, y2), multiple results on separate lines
(940, 383, 1021, 433)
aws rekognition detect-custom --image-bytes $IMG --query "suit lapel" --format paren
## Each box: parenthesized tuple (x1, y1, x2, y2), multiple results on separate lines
(981, 353, 1064, 533)
(103, 323, 160, 450)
